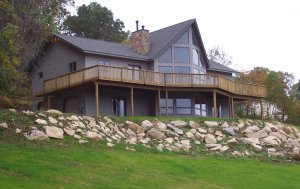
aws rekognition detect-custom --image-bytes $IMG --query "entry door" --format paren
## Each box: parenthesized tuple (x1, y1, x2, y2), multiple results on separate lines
(64, 98, 79, 114)
(112, 98, 126, 116)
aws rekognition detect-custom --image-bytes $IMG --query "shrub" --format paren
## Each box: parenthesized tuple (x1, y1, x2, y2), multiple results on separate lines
(0, 96, 13, 109)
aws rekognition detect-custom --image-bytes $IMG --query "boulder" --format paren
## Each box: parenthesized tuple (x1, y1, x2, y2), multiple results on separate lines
(198, 128, 207, 133)
(220, 122, 229, 128)
(0, 122, 8, 129)
(15, 128, 22, 134)
(171, 120, 188, 128)
(269, 132, 287, 143)
(181, 139, 190, 146)
(44, 126, 64, 139)
(220, 145, 230, 152)
(189, 121, 200, 128)
(48, 117, 58, 125)
(24, 130, 49, 140)
(140, 138, 151, 144)
(204, 121, 218, 127)
(238, 137, 260, 145)
(167, 124, 183, 135)
(141, 120, 153, 129)
(195, 133, 205, 141)
(126, 129, 136, 136)
(107, 142, 115, 147)
(64, 128, 75, 136)
(223, 127, 236, 136)
(156, 122, 167, 130)
(215, 130, 224, 137)
(245, 130, 268, 139)
(185, 132, 194, 139)
(147, 129, 165, 141)
(267, 148, 276, 157)
(205, 144, 221, 148)
(35, 119, 47, 125)
(85, 131, 102, 140)
(205, 134, 217, 144)
(227, 138, 238, 147)
(126, 121, 145, 134)
(79, 139, 88, 144)
(8, 108, 16, 113)
(242, 126, 260, 134)
(38, 112, 46, 118)
(46, 109, 63, 115)
(251, 143, 262, 151)
(292, 147, 300, 155)
(262, 136, 281, 147)
(165, 138, 174, 144)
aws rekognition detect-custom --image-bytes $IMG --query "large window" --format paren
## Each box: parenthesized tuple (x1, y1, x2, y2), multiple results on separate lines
(195, 101, 207, 117)
(160, 98, 174, 114)
(158, 48, 172, 63)
(176, 99, 192, 115)
(175, 31, 189, 44)
(174, 47, 189, 63)
(192, 49, 200, 66)
(159, 66, 172, 73)
(175, 66, 190, 73)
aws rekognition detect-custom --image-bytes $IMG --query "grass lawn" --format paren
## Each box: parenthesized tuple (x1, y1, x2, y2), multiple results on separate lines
(0, 136, 299, 189)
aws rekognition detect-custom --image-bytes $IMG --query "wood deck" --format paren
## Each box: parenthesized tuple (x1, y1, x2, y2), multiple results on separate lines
(40, 65, 267, 98)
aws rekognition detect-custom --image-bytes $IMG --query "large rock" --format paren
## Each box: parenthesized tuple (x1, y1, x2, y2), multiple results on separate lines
(198, 128, 207, 133)
(0, 122, 8, 129)
(147, 129, 165, 141)
(141, 120, 153, 129)
(85, 131, 103, 140)
(64, 127, 75, 136)
(195, 133, 205, 141)
(44, 126, 64, 139)
(223, 127, 236, 136)
(242, 126, 260, 133)
(171, 120, 188, 128)
(126, 121, 145, 134)
(269, 131, 287, 143)
(35, 119, 47, 125)
(245, 130, 268, 139)
(46, 109, 63, 115)
(24, 130, 49, 140)
(204, 121, 218, 127)
(156, 122, 167, 130)
(220, 146, 230, 152)
(262, 136, 281, 146)
(238, 137, 260, 145)
(48, 117, 58, 125)
(205, 134, 217, 144)
(167, 124, 183, 135)
(189, 121, 200, 128)
(227, 138, 238, 146)
(251, 143, 262, 151)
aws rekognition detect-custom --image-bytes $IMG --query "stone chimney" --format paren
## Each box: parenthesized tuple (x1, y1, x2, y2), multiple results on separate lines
(131, 21, 150, 54)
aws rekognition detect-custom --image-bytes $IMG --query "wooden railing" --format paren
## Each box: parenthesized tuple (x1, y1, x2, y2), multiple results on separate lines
(42, 65, 267, 97)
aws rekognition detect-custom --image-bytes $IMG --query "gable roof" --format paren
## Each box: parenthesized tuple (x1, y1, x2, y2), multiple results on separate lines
(208, 60, 239, 73)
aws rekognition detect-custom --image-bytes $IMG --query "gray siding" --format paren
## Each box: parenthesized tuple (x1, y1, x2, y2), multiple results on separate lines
(85, 54, 153, 70)
(31, 42, 85, 93)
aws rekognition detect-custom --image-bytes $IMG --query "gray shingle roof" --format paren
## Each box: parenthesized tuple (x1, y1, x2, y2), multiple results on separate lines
(208, 60, 238, 73)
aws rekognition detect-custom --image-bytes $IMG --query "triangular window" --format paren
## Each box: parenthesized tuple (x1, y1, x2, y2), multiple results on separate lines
(175, 31, 189, 44)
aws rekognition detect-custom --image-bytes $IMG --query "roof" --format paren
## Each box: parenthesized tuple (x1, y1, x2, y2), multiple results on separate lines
(208, 60, 239, 73)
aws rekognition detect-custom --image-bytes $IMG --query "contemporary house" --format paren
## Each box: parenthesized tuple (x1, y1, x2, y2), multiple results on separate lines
(32, 19, 266, 118)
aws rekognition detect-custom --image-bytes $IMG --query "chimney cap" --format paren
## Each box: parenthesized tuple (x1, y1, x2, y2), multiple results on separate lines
(141, 25, 145, 30)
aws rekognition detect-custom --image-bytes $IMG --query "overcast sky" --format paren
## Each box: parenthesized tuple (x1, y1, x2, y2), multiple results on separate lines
(72, 0, 300, 82)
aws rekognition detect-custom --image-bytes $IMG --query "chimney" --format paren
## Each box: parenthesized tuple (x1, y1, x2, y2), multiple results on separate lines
(131, 21, 150, 55)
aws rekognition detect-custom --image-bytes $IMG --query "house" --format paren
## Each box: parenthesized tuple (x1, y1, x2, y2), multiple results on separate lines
(32, 19, 266, 118)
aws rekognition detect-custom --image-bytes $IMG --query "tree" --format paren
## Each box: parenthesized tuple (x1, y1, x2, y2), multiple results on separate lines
(207, 46, 232, 66)
(62, 2, 128, 43)
(0, 0, 74, 97)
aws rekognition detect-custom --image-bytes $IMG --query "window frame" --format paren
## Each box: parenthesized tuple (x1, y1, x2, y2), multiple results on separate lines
(69, 61, 77, 73)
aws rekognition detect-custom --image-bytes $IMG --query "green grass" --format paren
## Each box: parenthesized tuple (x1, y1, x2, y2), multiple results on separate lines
(0, 135, 299, 189)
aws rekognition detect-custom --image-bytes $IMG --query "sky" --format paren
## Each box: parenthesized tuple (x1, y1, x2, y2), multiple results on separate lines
(71, 0, 300, 83)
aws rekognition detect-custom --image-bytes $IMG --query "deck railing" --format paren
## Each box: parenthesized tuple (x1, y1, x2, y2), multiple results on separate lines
(42, 65, 267, 97)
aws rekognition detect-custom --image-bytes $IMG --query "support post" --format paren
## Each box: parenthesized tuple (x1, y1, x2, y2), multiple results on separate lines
(213, 91, 217, 118)
(157, 90, 161, 116)
(47, 96, 51, 110)
(231, 97, 235, 118)
(166, 90, 169, 116)
(130, 87, 134, 116)
(260, 99, 263, 120)
(228, 96, 232, 118)
(95, 82, 99, 116)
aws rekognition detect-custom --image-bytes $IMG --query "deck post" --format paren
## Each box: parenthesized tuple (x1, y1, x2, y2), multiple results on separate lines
(95, 82, 99, 116)
(47, 96, 51, 110)
(213, 91, 217, 118)
(166, 90, 169, 116)
(260, 99, 263, 120)
(231, 97, 235, 118)
(228, 96, 232, 118)
(157, 90, 161, 116)
(130, 87, 134, 116)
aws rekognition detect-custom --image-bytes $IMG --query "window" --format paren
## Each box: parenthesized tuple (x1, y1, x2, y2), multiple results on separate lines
(69, 61, 76, 72)
(160, 98, 174, 115)
(192, 49, 200, 65)
(175, 31, 189, 44)
(128, 65, 141, 70)
(38, 72, 43, 79)
(195, 101, 207, 117)
(192, 30, 198, 46)
(174, 47, 189, 63)
(176, 99, 192, 115)
(112, 98, 126, 116)
(174, 66, 190, 73)
(158, 48, 172, 63)
(193, 67, 200, 74)
(128, 64, 141, 81)
(99, 60, 110, 66)
(158, 66, 172, 73)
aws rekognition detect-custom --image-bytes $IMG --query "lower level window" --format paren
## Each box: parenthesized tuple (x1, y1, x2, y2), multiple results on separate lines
(176, 99, 191, 115)
(195, 102, 207, 117)
(160, 98, 174, 115)
(112, 98, 126, 116)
